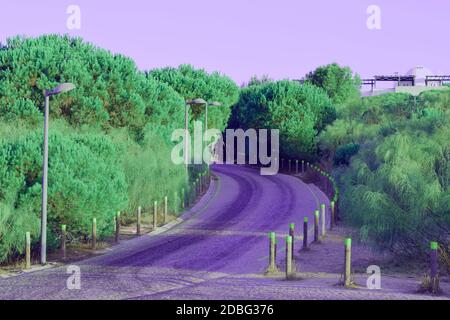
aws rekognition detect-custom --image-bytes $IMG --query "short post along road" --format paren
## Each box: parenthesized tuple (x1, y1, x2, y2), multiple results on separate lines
(0, 165, 447, 300)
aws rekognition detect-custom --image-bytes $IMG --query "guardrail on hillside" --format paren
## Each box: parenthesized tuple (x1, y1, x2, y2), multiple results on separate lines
(265, 158, 339, 280)
(278, 158, 339, 224)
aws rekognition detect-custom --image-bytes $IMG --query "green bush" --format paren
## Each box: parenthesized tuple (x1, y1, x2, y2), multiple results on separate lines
(230, 80, 335, 159)
(149, 64, 239, 132)
(118, 126, 187, 223)
(305, 63, 361, 106)
(0, 35, 236, 263)
(0, 124, 127, 260)
(334, 143, 360, 166)
(339, 131, 449, 256)
(0, 35, 186, 137)
(320, 91, 450, 258)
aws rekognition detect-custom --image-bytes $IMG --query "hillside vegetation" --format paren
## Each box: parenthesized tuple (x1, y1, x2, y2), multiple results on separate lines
(232, 63, 448, 261)
(0, 35, 238, 263)
(0, 35, 447, 264)
(319, 90, 450, 258)
(229, 80, 336, 160)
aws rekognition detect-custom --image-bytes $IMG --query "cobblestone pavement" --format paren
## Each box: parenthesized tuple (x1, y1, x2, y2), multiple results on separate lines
(0, 165, 447, 300)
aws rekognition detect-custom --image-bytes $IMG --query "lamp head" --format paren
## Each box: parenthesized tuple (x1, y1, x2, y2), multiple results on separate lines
(45, 83, 76, 97)
(186, 98, 207, 107)
(208, 101, 222, 107)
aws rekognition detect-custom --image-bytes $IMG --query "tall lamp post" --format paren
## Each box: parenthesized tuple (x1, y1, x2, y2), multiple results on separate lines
(204, 101, 221, 133)
(185, 99, 207, 181)
(205, 101, 221, 166)
(41, 83, 76, 265)
(184, 99, 222, 179)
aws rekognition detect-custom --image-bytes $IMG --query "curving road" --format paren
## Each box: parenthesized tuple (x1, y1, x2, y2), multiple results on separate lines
(0, 164, 331, 299)
(1, 165, 441, 300)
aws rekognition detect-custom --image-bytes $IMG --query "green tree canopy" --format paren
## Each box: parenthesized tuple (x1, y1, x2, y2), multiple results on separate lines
(0, 35, 242, 263)
(319, 90, 450, 257)
(245, 74, 273, 87)
(230, 80, 335, 159)
(0, 35, 186, 138)
(0, 124, 127, 260)
(148, 64, 239, 132)
(305, 63, 361, 106)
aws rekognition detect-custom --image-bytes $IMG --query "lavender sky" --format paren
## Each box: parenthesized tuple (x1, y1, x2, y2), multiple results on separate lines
(1, 0, 449, 84)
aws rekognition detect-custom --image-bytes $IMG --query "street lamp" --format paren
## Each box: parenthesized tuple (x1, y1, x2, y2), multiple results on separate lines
(184, 99, 222, 178)
(185, 99, 207, 181)
(204, 101, 221, 166)
(204, 101, 221, 133)
(41, 83, 75, 265)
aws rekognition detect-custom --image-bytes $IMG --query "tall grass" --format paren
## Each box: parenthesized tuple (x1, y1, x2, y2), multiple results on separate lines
(0, 119, 189, 263)
(320, 91, 450, 259)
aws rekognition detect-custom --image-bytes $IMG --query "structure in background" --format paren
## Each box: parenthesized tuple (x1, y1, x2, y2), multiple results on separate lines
(361, 66, 450, 96)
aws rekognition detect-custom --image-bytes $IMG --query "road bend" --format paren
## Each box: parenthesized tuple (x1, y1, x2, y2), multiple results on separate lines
(0, 164, 344, 300)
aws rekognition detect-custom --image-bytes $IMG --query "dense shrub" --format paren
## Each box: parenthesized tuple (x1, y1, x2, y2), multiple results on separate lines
(305, 63, 361, 106)
(0, 123, 127, 261)
(0, 35, 186, 137)
(320, 90, 450, 258)
(229, 80, 335, 160)
(149, 64, 239, 132)
(334, 143, 360, 166)
(118, 126, 186, 222)
(0, 35, 237, 263)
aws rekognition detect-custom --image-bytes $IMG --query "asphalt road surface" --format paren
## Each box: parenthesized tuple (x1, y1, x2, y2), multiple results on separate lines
(0, 165, 445, 300)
